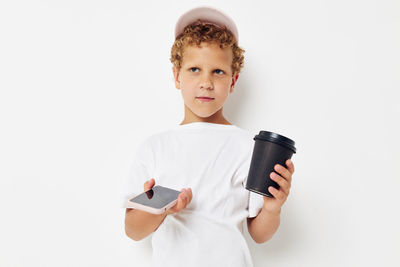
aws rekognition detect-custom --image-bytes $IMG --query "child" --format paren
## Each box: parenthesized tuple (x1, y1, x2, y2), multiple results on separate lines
(122, 6, 295, 267)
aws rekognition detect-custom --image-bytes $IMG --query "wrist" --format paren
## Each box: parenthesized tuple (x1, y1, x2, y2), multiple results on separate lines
(262, 205, 281, 216)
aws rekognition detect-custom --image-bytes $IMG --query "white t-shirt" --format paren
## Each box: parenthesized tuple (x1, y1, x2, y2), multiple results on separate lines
(121, 122, 264, 267)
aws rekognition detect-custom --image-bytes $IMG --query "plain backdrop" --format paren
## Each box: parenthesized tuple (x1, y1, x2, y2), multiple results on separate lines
(1, 0, 399, 266)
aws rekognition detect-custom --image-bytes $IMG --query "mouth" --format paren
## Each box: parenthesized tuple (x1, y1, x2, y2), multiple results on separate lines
(196, 97, 214, 100)
(196, 97, 214, 102)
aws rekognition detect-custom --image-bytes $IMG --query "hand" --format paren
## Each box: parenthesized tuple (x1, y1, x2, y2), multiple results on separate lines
(144, 178, 193, 215)
(262, 159, 295, 214)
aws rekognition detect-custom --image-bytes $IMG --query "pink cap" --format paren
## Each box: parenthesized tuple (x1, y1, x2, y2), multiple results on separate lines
(174, 6, 239, 43)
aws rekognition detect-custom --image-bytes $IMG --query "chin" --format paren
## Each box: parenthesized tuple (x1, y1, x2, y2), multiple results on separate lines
(184, 102, 222, 118)
(193, 111, 218, 118)
(190, 107, 219, 118)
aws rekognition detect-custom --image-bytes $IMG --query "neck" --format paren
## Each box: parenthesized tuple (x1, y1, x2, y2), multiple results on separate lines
(180, 105, 231, 125)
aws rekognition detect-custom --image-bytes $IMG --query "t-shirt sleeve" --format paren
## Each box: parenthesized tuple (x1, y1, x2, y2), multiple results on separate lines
(120, 140, 154, 208)
(240, 161, 264, 218)
(247, 190, 264, 218)
(237, 132, 265, 218)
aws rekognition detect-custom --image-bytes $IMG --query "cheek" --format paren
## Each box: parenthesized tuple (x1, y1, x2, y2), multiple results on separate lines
(179, 83, 196, 100)
(215, 80, 231, 96)
(180, 79, 197, 94)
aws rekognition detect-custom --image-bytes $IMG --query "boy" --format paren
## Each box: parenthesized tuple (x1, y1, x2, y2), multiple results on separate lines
(122, 6, 295, 267)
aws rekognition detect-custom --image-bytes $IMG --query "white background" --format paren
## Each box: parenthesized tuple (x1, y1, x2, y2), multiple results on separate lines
(1, 0, 399, 266)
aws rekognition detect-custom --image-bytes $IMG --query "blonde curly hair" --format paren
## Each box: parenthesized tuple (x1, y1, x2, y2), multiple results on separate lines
(170, 22, 245, 75)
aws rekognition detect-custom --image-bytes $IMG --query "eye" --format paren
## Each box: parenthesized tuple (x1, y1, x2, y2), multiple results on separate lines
(214, 69, 224, 75)
(189, 67, 199, 72)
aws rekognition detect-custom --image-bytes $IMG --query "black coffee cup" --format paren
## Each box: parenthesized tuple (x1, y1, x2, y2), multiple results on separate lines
(245, 131, 297, 198)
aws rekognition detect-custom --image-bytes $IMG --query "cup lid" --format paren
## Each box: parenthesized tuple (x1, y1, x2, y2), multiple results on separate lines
(254, 131, 296, 153)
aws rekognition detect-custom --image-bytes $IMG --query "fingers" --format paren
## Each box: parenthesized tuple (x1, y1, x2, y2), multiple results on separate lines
(269, 159, 295, 196)
(168, 188, 192, 215)
(273, 161, 294, 183)
(177, 191, 187, 210)
(268, 186, 287, 202)
(144, 178, 155, 191)
(178, 188, 192, 208)
(185, 188, 193, 204)
(270, 172, 290, 195)
(286, 159, 295, 174)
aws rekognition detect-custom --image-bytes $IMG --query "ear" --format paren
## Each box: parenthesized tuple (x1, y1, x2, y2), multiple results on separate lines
(172, 66, 181, 90)
(229, 72, 239, 93)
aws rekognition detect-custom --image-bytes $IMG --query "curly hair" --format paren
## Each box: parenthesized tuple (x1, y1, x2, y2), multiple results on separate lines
(170, 22, 245, 75)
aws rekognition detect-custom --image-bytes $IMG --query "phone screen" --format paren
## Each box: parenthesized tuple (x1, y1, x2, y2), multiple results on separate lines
(129, 185, 181, 209)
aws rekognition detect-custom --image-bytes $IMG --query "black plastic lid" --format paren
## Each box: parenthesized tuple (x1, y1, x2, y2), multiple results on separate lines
(254, 131, 296, 153)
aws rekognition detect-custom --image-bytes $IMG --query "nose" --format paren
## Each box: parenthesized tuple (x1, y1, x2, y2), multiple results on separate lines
(199, 73, 213, 90)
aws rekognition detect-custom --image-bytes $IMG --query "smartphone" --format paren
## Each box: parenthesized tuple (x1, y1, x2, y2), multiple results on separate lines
(125, 185, 181, 214)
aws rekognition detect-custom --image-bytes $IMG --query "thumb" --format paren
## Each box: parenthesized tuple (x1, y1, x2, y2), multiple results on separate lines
(144, 178, 155, 191)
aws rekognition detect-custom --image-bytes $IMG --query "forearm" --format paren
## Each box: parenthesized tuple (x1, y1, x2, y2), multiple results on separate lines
(248, 207, 281, 244)
(124, 208, 168, 241)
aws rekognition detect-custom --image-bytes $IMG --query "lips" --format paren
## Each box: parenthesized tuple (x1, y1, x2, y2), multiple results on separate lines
(196, 96, 214, 102)
(196, 97, 214, 99)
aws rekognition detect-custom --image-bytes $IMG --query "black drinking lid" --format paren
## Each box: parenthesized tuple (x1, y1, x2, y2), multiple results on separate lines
(254, 131, 297, 153)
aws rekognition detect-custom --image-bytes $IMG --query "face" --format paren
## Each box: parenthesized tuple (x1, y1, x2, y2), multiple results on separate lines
(173, 42, 239, 122)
